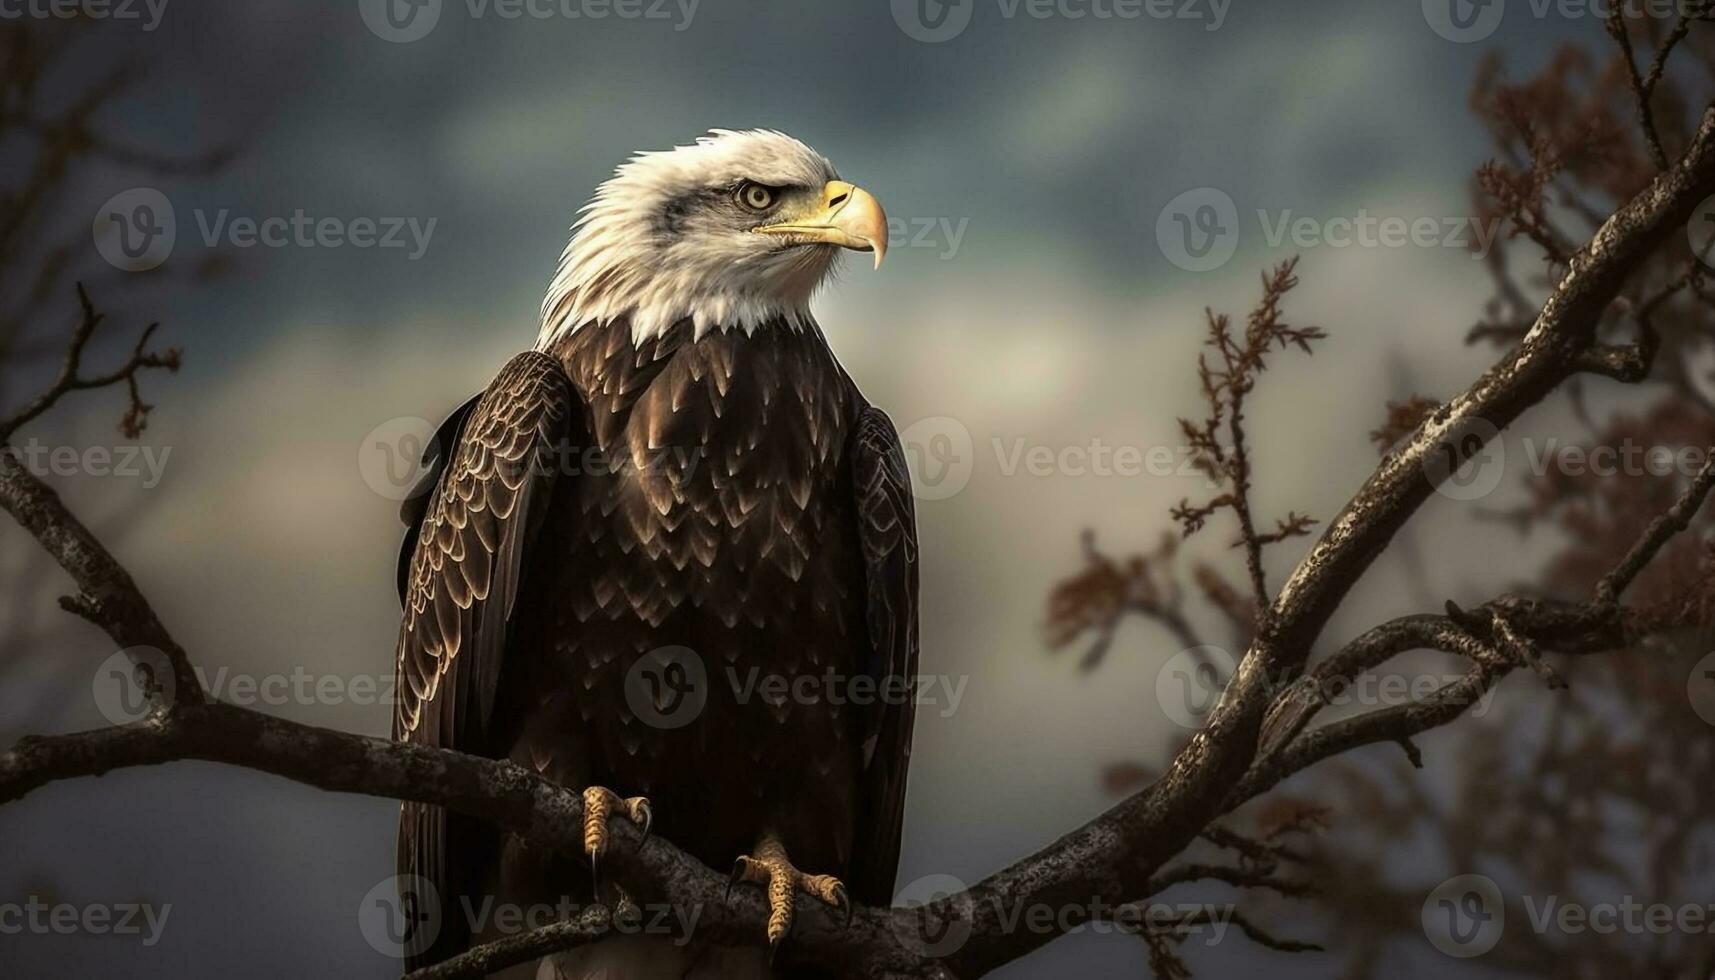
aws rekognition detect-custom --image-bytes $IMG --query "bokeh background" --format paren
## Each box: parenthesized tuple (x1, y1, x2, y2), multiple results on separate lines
(2, 1, 1707, 977)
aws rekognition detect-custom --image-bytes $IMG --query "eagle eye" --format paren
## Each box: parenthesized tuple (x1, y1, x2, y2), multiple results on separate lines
(736, 181, 778, 212)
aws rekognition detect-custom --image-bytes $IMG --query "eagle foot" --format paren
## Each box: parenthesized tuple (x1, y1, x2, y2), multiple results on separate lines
(582, 785, 651, 894)
(725, 834, 851, 954)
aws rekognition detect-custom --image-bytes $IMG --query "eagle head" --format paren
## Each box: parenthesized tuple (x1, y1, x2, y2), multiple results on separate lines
(538, 129, 888, 346)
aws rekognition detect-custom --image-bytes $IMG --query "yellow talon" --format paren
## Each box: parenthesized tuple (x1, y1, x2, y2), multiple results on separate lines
(582, 786, 651, 894)
(726, 834, 852, 952)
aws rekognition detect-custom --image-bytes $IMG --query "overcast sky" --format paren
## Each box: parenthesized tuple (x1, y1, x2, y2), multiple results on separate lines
(0, 1, 1636, 976)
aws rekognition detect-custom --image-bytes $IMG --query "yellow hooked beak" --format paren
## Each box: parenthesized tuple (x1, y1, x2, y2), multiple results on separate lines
(754, 180, 889, 269)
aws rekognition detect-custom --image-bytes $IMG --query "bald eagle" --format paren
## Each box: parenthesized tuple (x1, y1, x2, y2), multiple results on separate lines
(393, 130, 918, 977)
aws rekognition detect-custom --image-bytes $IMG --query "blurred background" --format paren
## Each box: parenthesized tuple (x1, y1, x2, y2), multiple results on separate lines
(3, 1, 1713, 977)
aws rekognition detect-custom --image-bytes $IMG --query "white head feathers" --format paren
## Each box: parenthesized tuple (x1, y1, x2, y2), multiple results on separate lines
(537, 130, 847, 347)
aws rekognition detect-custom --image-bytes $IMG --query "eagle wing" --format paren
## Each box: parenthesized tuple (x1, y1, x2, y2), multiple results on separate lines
(847, 405, 920, 907)
(393, 350, 577, 966)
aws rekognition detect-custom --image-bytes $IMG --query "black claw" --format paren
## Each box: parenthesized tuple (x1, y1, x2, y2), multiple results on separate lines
(834, 884, 852, 928)
(635, 802, 653, 851)
(726, 858, 747, 904)
(590, 852, 602, 902)
(767, 937, 782, 966)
